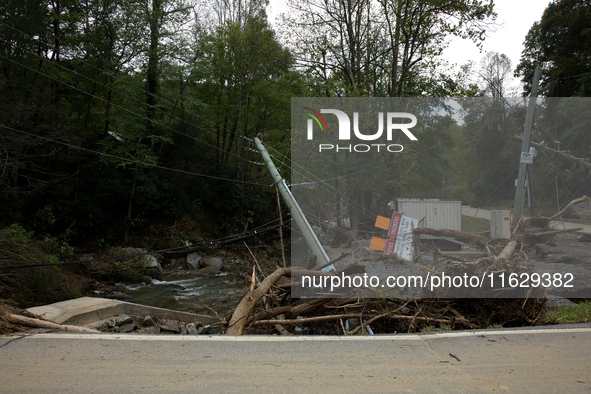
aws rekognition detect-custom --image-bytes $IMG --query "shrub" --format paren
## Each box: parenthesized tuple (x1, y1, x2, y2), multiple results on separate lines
(0, 224, 80, 307)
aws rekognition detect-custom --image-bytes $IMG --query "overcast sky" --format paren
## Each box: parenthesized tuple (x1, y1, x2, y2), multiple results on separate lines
(442, 0, 549, 70)
(268, 0, 551, 93)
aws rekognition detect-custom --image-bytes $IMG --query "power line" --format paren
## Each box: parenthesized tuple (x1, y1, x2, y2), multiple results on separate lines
(0, 51, 269, 170)
(0, 20, 283, 167)
(0, 222, 288, 270)
(0, 125, 269, 186)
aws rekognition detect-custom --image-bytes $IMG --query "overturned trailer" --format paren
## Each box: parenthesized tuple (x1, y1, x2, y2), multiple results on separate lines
(393, 198, 463, 250)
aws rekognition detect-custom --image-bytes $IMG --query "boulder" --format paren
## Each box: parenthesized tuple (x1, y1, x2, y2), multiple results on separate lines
(123, 247, 163, 280)
(186, 252, 202, 271)
(186, 323, 197, 335)
(196, 325, 211, 335)
(195, 266, 221, 275)
(137, 326, 160, 334)
(159, 319, 181, 333)
(199, 256, 223, 270)
(114, 321, 137, 333)
(142, 315, 156, 327)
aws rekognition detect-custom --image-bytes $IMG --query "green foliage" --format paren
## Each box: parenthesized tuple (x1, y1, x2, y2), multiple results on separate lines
(543, 301, 591, 324)
(0, 224, 30, 244)
(421, 323, 454, 332)
(93, 247, 150, 283)
(453, 98, 525, 205)
(0, 224, 80, 308)
(515, 0, 591, 97)
(283, 0, 496, 97)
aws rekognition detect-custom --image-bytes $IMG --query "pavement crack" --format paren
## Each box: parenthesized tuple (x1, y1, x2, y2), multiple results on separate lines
(0, 334, 30, 348)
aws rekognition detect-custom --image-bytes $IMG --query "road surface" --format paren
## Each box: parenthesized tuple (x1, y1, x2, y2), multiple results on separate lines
(2, 325, 591, 393)
(461, 206, 591, 234)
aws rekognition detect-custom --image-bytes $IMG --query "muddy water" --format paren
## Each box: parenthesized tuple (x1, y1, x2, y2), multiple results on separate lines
(119, 273, 247, 316)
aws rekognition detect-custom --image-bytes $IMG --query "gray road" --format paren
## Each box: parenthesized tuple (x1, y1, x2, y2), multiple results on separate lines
(2, 325, 590, 393)
(461, 206, 591, 234)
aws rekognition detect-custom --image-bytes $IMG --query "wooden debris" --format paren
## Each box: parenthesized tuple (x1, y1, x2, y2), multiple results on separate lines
(497, 240, 518, 260)
(550, 195, 590, 220)
(412, 228, 488, 247)
(6, 314, 100, 333)
(226, 267, 291, 335)
(223, 196, 589, 335)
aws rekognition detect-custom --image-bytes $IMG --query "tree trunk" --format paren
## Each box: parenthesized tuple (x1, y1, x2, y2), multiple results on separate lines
(412, 228, 489, 248)
(226, 267, 291, 335)
(124, 165, 138, 245)
(7, 314, 100, 333)
(145, 0, 161, 135)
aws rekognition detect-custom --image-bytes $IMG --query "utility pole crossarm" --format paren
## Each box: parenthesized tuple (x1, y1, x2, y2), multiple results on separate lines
(510, 135, 591, 170)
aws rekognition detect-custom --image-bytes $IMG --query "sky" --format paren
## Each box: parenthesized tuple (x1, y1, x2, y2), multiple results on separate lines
(442, 0, 549, 77)
(267, 0, 551, 93)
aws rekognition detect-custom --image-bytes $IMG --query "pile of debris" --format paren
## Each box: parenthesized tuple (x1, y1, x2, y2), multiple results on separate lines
(221, 268, 547, 335)
(88, 314, 218, 335)
(219, 196, 590, 335)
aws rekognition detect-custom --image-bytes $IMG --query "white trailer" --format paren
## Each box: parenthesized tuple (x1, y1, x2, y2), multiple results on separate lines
(394, 198, 462, 250)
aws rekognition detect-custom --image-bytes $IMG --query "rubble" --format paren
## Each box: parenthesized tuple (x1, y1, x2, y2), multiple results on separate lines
(86, 313, 221, 335)
(221, 196, 591, 335)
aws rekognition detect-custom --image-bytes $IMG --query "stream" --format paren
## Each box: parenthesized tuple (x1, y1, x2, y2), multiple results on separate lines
(118, 273, 247, 316)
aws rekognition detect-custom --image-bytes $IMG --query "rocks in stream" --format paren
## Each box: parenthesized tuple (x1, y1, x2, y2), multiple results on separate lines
(88, 313, 219, 335)
(186, 252, 202, 271)
(195, 266, 220, 275)
(199, 256, 223, 270)
(122, 247, 165, 281)
(164, 253, 225, 277)
(185, 253, 224, 272)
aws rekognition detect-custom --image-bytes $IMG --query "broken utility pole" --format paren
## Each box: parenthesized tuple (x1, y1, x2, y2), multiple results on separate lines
(254, 137, 331, 268)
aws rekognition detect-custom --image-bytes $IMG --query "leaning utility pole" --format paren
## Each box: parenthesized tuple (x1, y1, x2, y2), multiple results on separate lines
(513, 66, 541, 225)
(254, 138, 331, 268)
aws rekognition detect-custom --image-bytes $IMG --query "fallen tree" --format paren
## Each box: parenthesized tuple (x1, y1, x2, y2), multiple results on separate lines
(5, 314, 100, 333)
(0, 301, 100, 334)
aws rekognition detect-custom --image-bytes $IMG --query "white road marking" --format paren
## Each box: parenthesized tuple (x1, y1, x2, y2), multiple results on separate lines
(12, 327, 591, 342)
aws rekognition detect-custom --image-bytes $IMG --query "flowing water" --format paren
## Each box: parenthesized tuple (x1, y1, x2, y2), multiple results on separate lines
(119, 273, 247, 317)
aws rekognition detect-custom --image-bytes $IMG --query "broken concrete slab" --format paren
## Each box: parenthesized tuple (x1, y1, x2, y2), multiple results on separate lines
(27, 297, 218, 327)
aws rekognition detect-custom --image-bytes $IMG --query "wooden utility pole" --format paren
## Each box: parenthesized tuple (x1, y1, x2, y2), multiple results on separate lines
(254, 138, 331, 269)
(513, 66, 541, 225)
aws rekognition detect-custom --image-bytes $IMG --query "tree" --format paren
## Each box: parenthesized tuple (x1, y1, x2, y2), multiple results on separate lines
(515, 0, 591, 97)
(379, 0, 496, 97)
(196, 15, 293, 165)
(478, 52, 513, 98)
(281, 0, 496, 97)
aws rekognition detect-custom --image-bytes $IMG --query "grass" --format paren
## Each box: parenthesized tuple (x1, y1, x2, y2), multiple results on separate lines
(461, 215, 490, 233)
(421, 323, 454, 332)
(542, 301, 591, 324)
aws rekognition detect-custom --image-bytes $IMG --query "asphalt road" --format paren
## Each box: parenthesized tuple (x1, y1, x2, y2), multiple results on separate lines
(2, 325, 590, 393)
(461, 206, 591, 234)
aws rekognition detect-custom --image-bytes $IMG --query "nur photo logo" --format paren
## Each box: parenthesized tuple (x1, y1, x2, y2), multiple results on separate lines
(302, 106, 418, 153)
